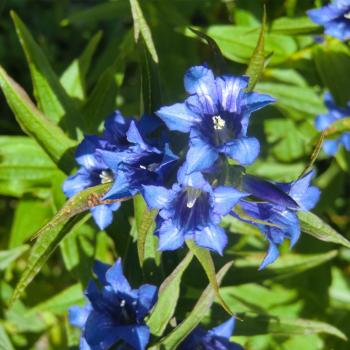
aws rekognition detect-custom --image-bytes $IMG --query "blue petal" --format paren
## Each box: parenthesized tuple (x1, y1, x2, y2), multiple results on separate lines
(186, 132, 218, 173)
(212, 186, 248, 216)
(184, 65, 215, 95)
(127, 120, 160, 154)
(307, 6, 342, 25)
(76, 136, 104, 170)
(158, 220, 184, 251)
(210, 317, 235, 339)
(242, 175, 299, 209)
(91, 204, 119, 230)
(98, 149, 129, 170)
(242, 91, 275, 114)
(323, 139, 341, 155)
(216, 75, 249, 113)
(105, 258, 132, 294)
(314, 113, 337, 131)
(300, 186, 321, 211)
(142, 185, 174, 209)
(259, 242, 280, 270)
(195, 224, 228, 255)
(176, 163, 209, 190)
(184, 66, 218, 114)
(103, 110, 130, 144)
(136, 284, 158, 320)
(156, 103, 200, 133)
(115, 325, 150, 350)
(84, 310, 119, 350)
(93, 260, 110, 286)
(63, 169, 92, 198)
(341, 132, 350, 151)
(325, 20, 350, 40)
(80, 336, 91, 350)
(69, 304, 92, 329)
(222, 137, 260, 165)
(103, 171, 131, 200)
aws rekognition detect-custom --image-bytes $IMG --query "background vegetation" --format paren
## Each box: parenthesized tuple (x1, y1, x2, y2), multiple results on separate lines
(0, 0, 350, 349)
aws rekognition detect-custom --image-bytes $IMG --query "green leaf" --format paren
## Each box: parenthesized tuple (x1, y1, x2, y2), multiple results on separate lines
(203, 25, 297, 65)
(257, 82, 327, 120)
(139, 40, 162, 115)
(271, 16, 320, 35)
(223, 250, 337, 285)
(156, 261, 233, 350)
(299, 211, 350, 249)
(313, 40, 350, 107)
(246, 6, 266, 91)
(186, 240, 232, 315)
(61, 1, 130, 26)
(60, 31, 102, 100)
(0, 324, 15, 350)
(134, 195, 158, 268)
(188, 27, 227, 73)
(83, 31, 133, 132)
(129, 0, 159, 63)
(0, 66, 76, 174)
(0, 136, 58, 197)
(28, 283, 84, 316)
(147, 251, 193, 336)
(234, 313, 347, 340)
(11, 11, 83, 132)
(0, 245, 29, 270)
(10, 182, 126, 304)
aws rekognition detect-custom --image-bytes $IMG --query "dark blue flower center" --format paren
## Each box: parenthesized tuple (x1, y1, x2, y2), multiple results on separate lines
(199, 111, 242, 147)
(174, 187, 210, 232)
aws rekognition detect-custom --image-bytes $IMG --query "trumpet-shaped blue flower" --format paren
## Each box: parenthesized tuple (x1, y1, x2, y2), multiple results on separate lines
(62, 135, 120, 230)
(143, 165, 247, 255)
(237, 172, 320, 269)
(308, 0, 350, 41)
(314, 93, 350, 155)
(179, 318, 243, 350)
(156, 65, 275, 173)
(69, 259, 157, 350)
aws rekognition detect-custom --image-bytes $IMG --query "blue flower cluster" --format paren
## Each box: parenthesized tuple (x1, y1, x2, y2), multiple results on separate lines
(64, 65, 320, 268)
(308, 0, 350, 41)
(69, 259, 157, 350)
(315, 93, 350, 155)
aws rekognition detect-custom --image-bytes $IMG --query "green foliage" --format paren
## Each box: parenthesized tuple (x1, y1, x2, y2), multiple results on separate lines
(0, 1, 350, 349)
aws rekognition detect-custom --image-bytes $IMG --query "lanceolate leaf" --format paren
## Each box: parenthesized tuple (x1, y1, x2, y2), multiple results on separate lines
(0, 324, 14, 350)
(134, 195, 158, 267)
(0, 66, 76, 174)
(10, 183, 129, 304)
(246, 6, 266, 91)
(129, 0, 159, 63)
(223, 250, 337, 285)
(11, 11, 83, 133)
(147, 251, 193, 336)
(299, 211, 350, 248)
(156, 261, 233, 350)
(60, 31, 103, 100)
(234, 313, 347, 340)
(186, 240, 232, 315)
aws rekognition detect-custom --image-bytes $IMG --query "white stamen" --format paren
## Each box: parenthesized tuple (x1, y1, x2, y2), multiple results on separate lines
(99, 170, 113, 184)
(212, 115, 226, 130)
(187, 199, 196, 208)
(120, 300, 126, 307)
(139, 165, 147, 170)
(345, 11, 350, 19)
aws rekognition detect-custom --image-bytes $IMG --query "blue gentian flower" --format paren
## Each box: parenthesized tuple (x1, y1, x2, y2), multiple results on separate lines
(307, 0, 350, 41)
(69, 259, 157, 350)
(99, 125, 178, 200)
(156, 65, 275, 173)
(314, 93, 350, 155)
(63, 135, 120, 230)
(179, 318, 244, 350)
(237, 172, 320, 269)
(143, 165, 248, 255)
